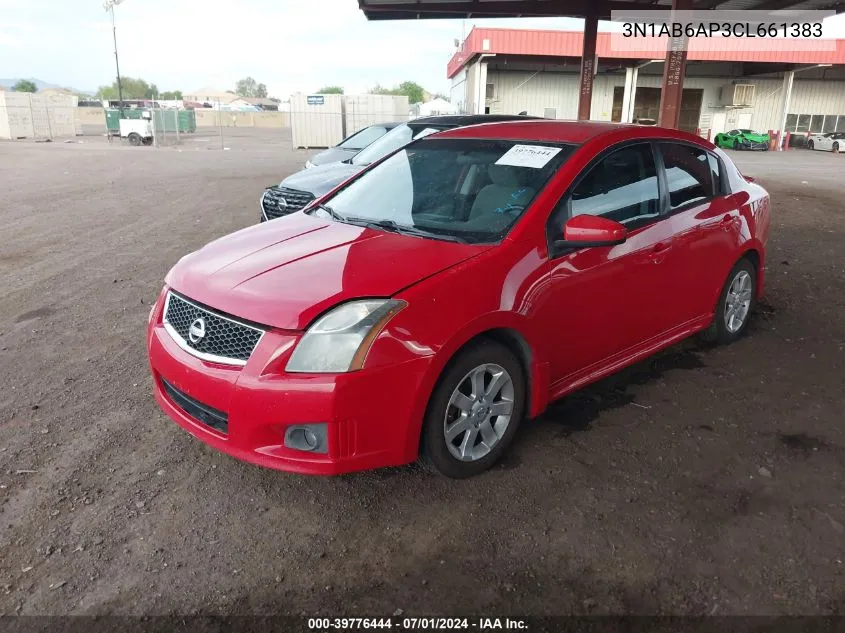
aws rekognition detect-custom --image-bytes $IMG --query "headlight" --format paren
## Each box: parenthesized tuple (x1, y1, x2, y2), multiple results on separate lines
(305, 160, 314, 169)
(286, 299, 406, 373)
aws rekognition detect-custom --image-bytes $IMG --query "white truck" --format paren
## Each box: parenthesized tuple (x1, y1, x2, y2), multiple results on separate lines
(119, 111, 154, 146)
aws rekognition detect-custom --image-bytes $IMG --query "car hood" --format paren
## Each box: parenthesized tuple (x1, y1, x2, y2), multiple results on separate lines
(279, 161, 363, 197)
(309, 146, 357, 167)
(165, 213, 489, 331)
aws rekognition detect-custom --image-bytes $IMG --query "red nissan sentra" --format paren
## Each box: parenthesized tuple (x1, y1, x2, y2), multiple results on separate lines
(147, 121, 770, 478)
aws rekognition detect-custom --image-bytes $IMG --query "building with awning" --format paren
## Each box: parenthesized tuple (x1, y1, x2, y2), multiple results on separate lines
(355, 0, 845, 144)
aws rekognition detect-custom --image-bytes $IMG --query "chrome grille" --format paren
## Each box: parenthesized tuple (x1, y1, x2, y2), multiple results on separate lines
(261, 186, 315, 221)
(162, 292, 264, 366)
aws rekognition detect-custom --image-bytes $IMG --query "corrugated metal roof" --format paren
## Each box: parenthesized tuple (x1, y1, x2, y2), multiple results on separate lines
(447, 27, 845, 76)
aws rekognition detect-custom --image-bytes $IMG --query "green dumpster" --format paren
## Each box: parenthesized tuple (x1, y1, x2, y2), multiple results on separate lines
(105, 108, 196, 135)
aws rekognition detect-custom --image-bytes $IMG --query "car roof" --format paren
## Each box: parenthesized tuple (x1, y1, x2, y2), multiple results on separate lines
(430, 119, 711, 147)
(408, 114, 542, 126)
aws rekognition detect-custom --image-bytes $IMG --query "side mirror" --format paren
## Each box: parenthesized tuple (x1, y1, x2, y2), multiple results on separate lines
(557, 214, 627, 248)
(141, 111, 152, 120)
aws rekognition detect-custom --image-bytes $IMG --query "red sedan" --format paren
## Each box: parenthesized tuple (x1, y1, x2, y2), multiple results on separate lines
(147, 121, 770, 478)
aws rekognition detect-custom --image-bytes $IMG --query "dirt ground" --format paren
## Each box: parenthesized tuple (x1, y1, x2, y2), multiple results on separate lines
(1, 130, 844, 617)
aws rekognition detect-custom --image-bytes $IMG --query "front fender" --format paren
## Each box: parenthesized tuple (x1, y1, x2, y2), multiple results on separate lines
(382, 241, 553, 463)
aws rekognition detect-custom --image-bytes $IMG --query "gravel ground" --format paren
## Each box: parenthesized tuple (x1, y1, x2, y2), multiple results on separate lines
(1, 131, 844, 617)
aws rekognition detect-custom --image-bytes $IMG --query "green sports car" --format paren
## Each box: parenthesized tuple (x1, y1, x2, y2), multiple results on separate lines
(714, 129, 770, 151)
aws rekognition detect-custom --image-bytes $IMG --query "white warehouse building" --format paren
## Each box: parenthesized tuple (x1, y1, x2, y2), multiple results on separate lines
(448, 27, 845, 139)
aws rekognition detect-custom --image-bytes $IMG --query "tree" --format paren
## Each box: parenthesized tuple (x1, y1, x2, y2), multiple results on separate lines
(316, 85, 344, 94)
(235, 77, 268, 98)
(160, 90, 183, 100)
(96, 77, 158, 100)
(396, 81, 425, 104)
(368, 80, 426, 104)
(432, 92, 450, 101)
(12, 79, 37, 93)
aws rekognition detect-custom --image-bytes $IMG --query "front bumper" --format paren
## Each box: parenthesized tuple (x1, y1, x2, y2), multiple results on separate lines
(147, 300, 431, 475)
(738, 139, 770, 150)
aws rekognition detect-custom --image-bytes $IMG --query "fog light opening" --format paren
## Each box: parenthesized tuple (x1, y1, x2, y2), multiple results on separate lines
(284, 424, 328, 454)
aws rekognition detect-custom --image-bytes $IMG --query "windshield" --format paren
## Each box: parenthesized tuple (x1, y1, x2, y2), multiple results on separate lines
(338, 125, 388, 150)
(351, 123, 444, 166)
(314, 138, 576, 244)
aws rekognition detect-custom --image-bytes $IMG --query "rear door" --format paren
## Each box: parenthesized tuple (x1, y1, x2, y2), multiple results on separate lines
(541, 142, 678, 386)
(659, 142, 740, 322)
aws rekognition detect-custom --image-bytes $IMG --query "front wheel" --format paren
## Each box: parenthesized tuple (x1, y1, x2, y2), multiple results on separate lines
(808, 140, 815, 150)
(699, 259, 756, 345)
(833, 142, 840, 154)
(421, 340, 526, 478)
(127, 133, 142, 146)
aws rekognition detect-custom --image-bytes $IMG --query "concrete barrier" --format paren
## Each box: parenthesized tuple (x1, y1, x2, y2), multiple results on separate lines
(76, 107, 106, 126)
(194, 110, 290, 128)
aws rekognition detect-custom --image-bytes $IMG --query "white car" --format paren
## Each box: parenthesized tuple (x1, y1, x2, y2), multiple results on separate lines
(807, 132, 845, 153)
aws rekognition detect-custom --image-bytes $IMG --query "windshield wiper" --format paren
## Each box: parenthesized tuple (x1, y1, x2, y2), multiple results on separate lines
(344, 217, 466, 243)
(313, 203, 346, 222)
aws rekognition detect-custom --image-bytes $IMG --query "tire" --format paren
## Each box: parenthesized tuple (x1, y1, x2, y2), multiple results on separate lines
(698, 258, 756, 345)
(127, 133, 142, 146)
(834, 142, 840, 154)
(808, 140, 815, 150)
(421, 340, 526, 478)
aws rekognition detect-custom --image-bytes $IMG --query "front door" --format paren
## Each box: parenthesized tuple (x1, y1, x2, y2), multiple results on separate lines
(541, 142, 677, 388)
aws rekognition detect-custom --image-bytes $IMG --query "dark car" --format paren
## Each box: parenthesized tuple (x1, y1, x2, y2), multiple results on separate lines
(260, 114, 541, 222)
(305, 123, 401, 169)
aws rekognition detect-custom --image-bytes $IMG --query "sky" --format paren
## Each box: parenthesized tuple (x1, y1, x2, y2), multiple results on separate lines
(1, 0, 843, 97)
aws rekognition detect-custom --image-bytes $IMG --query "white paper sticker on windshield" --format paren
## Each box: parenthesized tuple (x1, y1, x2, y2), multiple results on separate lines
(495, 144, 562, 169)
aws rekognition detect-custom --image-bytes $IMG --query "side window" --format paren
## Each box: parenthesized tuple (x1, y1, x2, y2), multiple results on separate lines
(568, 144, 660, 225)
(707, 152, 723, 196)
(659, 143, 714, 210)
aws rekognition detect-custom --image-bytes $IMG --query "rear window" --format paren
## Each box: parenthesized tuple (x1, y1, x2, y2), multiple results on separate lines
(339, 126, 388, 150)
(659, 143, 714, 210)
(351, 124, 446, 166)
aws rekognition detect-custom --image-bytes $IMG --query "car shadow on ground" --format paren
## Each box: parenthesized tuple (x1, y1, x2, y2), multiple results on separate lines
(350, 299, 780, 480)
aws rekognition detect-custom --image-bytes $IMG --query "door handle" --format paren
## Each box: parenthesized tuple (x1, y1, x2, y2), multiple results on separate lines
(719, 215, 736, 231)
(649, 242, 672, 264)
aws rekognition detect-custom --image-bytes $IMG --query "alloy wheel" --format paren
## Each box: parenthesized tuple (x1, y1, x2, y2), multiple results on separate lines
(724, 270, 753, 333)
(444, 363, 514, 462)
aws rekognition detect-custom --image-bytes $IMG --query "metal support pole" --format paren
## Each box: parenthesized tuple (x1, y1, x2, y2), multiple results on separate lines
(27, 93, 37, 140)
(44, 102, 53, 140)
(627, 67, 639, 123)
(578, 14, 599, 120)
(217, 101, 224, 150)
(658, 0, 692, 129)
(621, 67, 634, 123)
(110, 5, 124, 118)
(775, 70, 795, 152)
